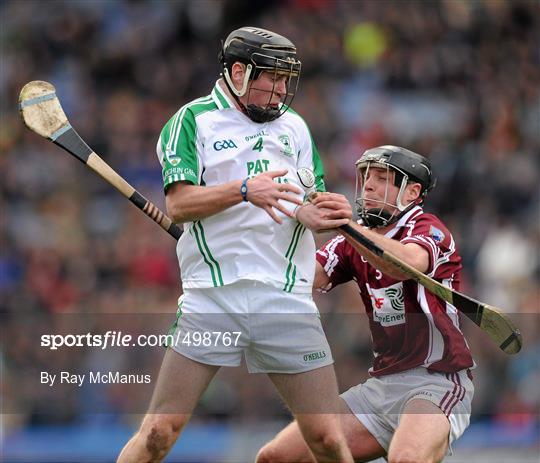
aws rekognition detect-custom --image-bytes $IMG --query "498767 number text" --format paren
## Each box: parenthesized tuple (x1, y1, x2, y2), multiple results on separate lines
(176, 331, 242, 347)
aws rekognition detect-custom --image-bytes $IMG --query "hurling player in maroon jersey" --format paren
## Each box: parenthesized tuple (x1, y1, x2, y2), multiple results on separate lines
(258, 146, 474, 463)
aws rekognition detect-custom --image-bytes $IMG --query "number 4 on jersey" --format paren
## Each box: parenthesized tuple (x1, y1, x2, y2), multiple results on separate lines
(252, 137, 264, 152)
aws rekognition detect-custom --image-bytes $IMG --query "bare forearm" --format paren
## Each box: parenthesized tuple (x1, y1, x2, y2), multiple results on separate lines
(166, 181, 242, 223)
(166, 170, 303, 225)
(343, 222, 429, 280)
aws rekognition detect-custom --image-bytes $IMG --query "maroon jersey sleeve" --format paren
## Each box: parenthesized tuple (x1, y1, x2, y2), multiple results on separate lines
(399, 213, 458, 278)
(315, 235, 353, 291)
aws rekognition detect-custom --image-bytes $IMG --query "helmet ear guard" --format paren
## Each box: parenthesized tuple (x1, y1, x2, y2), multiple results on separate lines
(222, 64, 253, 97)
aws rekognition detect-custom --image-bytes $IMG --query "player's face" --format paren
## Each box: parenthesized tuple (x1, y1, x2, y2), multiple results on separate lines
(360, 166, 400, 213)
(245, 71, 289, 108)
(360, 166, 421, 214)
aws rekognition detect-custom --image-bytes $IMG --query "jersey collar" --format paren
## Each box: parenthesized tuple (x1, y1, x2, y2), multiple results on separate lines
(384, 205, 423, 239)
(211, 80, 234, 110)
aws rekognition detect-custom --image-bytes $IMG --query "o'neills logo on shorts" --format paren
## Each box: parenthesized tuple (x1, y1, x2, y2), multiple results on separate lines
(303, 350, 327, 362)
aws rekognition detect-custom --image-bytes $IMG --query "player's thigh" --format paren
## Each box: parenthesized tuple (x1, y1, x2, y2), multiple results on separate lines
(388, 398, 450, 463)
(269, 364, 342, 448)
(258, 400, 385, 463)
(269, 364, 341, 415)
(147, 347, 220, 415)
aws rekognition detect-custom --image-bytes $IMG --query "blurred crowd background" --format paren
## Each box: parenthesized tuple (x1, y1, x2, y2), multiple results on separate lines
(1, 0, 538, 460)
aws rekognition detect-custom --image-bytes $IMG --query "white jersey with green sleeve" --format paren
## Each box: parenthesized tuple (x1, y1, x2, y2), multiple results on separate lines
(156, 80, 326, 294)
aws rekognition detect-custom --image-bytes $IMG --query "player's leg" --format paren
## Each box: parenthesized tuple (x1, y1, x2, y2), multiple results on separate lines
(116, 348, 219, 463)
(256, 398, 386, 462)
(387, 368, 474, 463)
(118, 285, 246, 461)
(387, 399, 449, 463)
(266, 365, 354, 462)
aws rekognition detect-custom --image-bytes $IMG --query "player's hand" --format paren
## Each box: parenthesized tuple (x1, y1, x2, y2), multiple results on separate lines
(246, 170, 303, 224)
(311, 192, 352, 220)
(296, 192, 352, 232)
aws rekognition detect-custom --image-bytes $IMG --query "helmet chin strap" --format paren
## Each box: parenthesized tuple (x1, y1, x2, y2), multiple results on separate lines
(361, 208, 394, 228)
(394, 175, 410, 211)
(361, 202, 416, 228)
(222, 66, 281, 123)
(245, 104, 280, 123)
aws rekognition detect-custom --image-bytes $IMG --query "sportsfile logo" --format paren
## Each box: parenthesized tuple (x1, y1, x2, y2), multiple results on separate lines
(213, 139, 238, 151)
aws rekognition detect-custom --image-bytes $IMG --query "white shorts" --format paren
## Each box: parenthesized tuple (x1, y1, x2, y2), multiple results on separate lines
(167, 280, 333, 374)
(341, 367, 474, 454)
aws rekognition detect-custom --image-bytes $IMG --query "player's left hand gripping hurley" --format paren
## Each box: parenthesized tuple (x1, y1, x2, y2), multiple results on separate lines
(19, 81, 182, 240)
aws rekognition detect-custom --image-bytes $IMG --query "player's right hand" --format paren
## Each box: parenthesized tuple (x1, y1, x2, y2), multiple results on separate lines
(246, 170, 303, 224)
(296, 192, 352, 232)
(310, 192, 352, 220)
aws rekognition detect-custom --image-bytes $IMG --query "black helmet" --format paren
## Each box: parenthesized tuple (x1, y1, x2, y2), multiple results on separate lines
(355, 145, 436, 228)
(219, 27, 301, 122)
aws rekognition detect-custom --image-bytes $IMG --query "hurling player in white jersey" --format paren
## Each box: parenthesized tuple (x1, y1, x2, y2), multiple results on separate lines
(257, 146, 475, 463)
(117, 27, 353, 462)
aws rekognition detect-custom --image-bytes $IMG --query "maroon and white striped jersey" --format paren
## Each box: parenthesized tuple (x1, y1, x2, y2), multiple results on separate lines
(316, 206, 474, 377)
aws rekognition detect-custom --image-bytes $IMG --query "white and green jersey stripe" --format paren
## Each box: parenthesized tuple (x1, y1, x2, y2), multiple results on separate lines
(157, 80, 326, 293)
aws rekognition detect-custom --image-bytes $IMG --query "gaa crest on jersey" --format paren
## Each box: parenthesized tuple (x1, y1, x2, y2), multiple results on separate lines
(278, 134, 294, 157)
(366, 282, 406, 327)
(165, 149, 181, 167)
(429, 225, 445, 244)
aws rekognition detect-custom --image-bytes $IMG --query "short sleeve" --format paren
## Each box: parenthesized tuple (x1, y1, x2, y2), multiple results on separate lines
(316, 235, 353, 290)
(289, 109, 326, 193)
(309, 141, 326, 193)
(400, 214, 456, 277)
(157, 107, 199, 191)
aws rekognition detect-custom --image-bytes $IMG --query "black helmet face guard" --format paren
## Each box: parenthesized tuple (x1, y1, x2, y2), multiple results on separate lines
(245, 53, 301, 122)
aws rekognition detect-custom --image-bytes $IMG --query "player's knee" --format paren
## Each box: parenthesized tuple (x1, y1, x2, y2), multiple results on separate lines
(321, 432, 342, 454)
(139, 415, 187, 458)
(305, 430, 342, 457)
(388, 446, 434, 463)
(255, 442, 282, 463)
